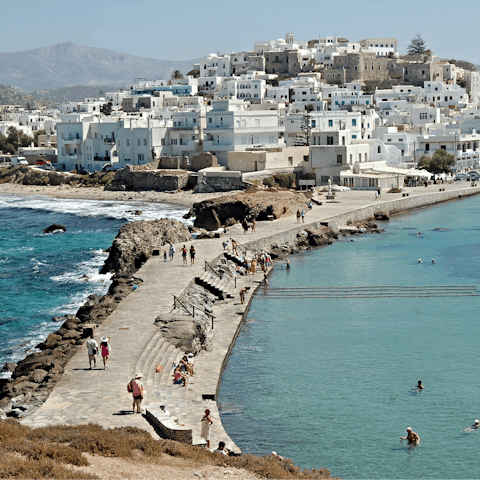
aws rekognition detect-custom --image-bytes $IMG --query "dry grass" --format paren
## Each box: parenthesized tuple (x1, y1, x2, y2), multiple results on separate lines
(0, 420, 332, 479)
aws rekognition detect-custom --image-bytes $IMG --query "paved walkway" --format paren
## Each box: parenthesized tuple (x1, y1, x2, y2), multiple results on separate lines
(21, 183, 480, 447)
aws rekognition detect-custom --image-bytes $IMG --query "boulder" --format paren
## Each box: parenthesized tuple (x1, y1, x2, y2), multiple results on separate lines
(29, 369, 49, 384)
(1, 362, 17, 373)
(374, 209, 390, 221)
(193, 181, 215, 194)
(43, 224, 67, 234)
(100, 219, 191, 276)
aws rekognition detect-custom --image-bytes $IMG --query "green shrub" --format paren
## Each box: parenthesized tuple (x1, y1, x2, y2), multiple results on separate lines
(263, 177, 276, 188)
(273, 173, 296, 189)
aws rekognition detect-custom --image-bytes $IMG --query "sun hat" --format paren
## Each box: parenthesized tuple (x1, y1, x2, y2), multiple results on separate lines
(476, 419, 479, 424)
(100, 336, 108, 343)
(187, 353, 194, 357)
(134, 372, 143, 378)
(272, 451, 277, 456)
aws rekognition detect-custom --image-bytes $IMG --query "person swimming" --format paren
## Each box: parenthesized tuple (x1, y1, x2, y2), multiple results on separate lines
(418, 259, 422, 263)
(286, 259, 290, 269)
(416, 380, 425, 390)
(431, 259, 435, 264)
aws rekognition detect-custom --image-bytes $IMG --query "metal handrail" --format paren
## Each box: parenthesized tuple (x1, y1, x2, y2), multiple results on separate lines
(204, 260, 237, 288)
(230, 238, 257, 256)
(173, 294, 215, 329)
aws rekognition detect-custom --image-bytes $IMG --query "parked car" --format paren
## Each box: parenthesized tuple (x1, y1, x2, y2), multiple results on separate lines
(11, 156, 28, 166)
(454, 173, 469, 181)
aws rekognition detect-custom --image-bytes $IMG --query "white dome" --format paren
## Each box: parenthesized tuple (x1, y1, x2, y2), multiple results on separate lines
(277, 38, 286, 43)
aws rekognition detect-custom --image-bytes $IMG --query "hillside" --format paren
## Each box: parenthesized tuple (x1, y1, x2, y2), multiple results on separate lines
(29, 85, 116, 104)
(0, 42, 198, 90)
(0, 84, 57, 108)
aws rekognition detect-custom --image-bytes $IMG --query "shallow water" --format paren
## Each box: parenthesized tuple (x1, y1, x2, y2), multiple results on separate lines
(218, 195, 480, 479)
(0, 194, 187, 374)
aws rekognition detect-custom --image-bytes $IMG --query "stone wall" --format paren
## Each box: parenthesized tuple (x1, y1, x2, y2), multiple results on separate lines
(159, 156, 181, 169)
(146, 408, 193, 443)
(203, 175, 248, 191)
(112, 165, 189, 191)
(190, 153, 219, 171)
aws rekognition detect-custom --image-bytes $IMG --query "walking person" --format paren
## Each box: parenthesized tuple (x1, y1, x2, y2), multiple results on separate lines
(169, 243, 175, 261)
(251, 218, 256, 234)
(163, 249, 167, 261)
(86, 334, 98, 370)
(222, 240, 228, 251)
(128, 372, 144, 414)
(374, 189, 378, 201)
(296, 209, 301, 223)
(377, 187, 381, 200)
(100, 336, 111, 369)
(200, 409, 213, 448)
(190, 245, 196, 266)
(301, 209, 306, 223)
(182, 245, 188, 266)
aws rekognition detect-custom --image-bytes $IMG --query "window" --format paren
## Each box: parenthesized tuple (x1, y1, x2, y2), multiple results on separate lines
(336, 154, 343, 164)
(312, 120, 316, 127)
(352, 135, 357, 139)
(137, 139, 141, 146)
(328, 120, 333, 127)
(352, 119, 357, 126)
(378, 146, 381, 154)
(95, 133, 98, 139)
(327, 136, 334, 145)
(208, 118, 212, 124)
(359, 153, 362, 161)
(126, 139, 130, 146)
(143, 139, 147, 146)
(441, 145, 446, 150)
(288, 156, 293, 166)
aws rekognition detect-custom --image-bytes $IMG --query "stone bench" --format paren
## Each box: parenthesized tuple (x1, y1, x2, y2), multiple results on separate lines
(146, 406, 193, 444)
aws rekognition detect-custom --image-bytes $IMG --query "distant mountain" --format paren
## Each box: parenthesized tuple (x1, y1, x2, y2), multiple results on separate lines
(0, 42, 198, 90)
(0, 84, 56, 108)
(28, 85, 116, 104)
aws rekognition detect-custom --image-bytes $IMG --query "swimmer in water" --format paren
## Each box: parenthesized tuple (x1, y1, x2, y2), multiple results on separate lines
(431, 259, 435, 264)
(416, 380, 425, 390)
(418, 232, 421, 235)
(400, 427, 420, 445)
(473, 419, 480, 429)
(418, 259, 422, 263)
(286, 259, 290, 269)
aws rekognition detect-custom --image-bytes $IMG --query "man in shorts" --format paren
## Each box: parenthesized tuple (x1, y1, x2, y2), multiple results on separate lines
(86, 334, 98, 370)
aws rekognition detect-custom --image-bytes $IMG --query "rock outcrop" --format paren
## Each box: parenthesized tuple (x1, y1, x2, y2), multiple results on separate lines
(0, 166, 115, 187)
(43, 224, 66, 234)
(100, 219, 191, 276)
(190, 191, 309, 230)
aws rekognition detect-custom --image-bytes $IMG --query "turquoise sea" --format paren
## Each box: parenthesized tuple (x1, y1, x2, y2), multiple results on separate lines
(0, 194, 187, 375)
(218, 195, 480, 479)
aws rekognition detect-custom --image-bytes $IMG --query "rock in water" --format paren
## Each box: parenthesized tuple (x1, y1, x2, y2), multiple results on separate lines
(43, 224, 66, 234)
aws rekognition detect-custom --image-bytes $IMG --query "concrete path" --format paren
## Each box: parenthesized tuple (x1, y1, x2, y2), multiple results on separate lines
(21, 183, 479, 447)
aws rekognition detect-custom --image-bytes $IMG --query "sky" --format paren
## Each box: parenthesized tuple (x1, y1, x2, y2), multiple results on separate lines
(0, 0, 479, 64)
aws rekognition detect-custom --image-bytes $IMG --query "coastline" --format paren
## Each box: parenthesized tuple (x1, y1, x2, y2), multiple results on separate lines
(4, 182, 480, 457)
(0, 183, 240, 208)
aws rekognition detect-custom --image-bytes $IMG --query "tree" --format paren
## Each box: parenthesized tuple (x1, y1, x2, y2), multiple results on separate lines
(293, 112, 311, 146)
(187, 69, 200, 78)
(406, 33, 428, 56)
(170, 69, 184, 80)
(418, 149, 456, 174)
(448, 59, 476, 72)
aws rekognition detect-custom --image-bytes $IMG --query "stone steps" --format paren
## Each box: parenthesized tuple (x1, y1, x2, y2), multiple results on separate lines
(196, 271, 235, 299)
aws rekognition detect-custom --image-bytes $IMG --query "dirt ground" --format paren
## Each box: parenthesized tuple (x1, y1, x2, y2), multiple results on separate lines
(72, 451, 262, 480)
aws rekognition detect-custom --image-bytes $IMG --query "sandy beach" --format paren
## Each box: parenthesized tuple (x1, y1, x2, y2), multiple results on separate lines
(0, 183, 239, 208)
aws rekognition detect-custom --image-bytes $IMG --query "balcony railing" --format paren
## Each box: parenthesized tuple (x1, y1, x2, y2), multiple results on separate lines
(94, 156, 110, 162)
(104, 138, 115, 144)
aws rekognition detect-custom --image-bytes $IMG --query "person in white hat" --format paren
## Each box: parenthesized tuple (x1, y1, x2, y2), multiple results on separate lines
(400, 427, 420, 445)
(473, 419, 480, 429)
(129, 372, 144, 414)
(100, 336, 111, 369)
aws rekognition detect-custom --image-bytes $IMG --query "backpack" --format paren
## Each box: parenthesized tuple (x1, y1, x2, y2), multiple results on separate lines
(92, 346, 98, 355)
(127, 380, 133, 393)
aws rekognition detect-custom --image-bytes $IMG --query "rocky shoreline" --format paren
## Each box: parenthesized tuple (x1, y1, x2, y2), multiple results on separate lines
(0, 190, 387, 422)
(0, 218, 192, 420)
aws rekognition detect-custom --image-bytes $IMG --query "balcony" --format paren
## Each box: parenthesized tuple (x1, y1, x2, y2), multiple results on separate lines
(64, 136, 82, 144)
(94, 156, 110, 162)
(104, 138, 115, 144)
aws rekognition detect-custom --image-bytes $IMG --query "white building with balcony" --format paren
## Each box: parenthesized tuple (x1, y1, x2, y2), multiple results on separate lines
(202, 99, 284, 164)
